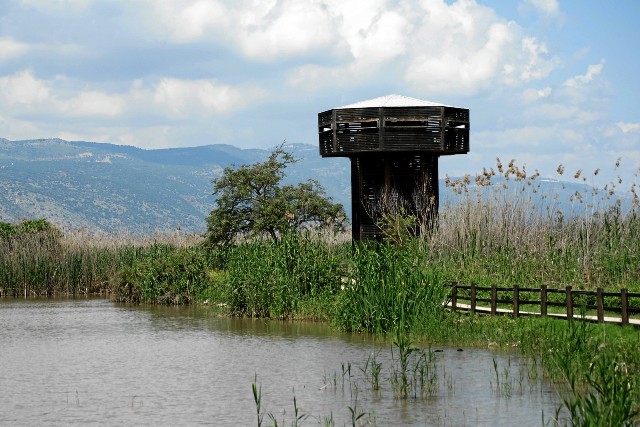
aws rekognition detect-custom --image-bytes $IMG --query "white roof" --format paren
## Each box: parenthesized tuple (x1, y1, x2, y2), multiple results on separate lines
(337, 94, 456, 109)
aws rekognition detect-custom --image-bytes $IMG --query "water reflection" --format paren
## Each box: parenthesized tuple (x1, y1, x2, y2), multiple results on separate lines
(0, 299, 563, 426)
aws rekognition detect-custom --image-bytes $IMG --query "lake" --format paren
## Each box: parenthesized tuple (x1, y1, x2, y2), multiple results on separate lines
(0, 298, 564, 426)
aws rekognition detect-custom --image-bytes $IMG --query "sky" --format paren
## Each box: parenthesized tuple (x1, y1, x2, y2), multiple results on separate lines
(1, 0, 639, 190)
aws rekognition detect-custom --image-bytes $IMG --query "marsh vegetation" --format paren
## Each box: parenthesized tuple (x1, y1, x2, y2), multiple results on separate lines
(2, 155, 639, 424)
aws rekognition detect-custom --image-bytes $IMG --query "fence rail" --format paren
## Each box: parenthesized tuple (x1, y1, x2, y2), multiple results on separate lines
(449, 284, 640, 326)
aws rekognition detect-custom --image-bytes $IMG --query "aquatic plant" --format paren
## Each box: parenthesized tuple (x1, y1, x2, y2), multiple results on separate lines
(112, 244, 212, 304)
(221, 231, 345, 318)
(331, 241, 448, 334)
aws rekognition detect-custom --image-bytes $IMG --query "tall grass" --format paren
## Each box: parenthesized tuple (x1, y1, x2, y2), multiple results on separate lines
(111, 244, 212, 304)
(220, 232, 346, 318)
(332, 242, 447, 333)
(0, 221, 201, 297)
(413, 158, 640, 291)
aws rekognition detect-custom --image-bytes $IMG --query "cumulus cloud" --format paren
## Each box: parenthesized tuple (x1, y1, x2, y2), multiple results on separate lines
(475, 125, 583, 152)
(235, 1, 337, 60)
(144, 0, 228, 42)
(140, 0, 556, 94)
(0, 69, 265, 122)
(0, 70, 50, 107)
(404, 1, 556, 94)
(0, 37, 30, 61)
(564, 60, 605, 87)
(60, 91, 124, 117)
(151, 77, 268, 117)
(141, 0, 336, 60)
(522, 86, 552, 102)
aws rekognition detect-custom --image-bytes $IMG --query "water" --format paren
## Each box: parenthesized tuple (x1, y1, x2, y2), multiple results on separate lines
(0, 299, 563, 426)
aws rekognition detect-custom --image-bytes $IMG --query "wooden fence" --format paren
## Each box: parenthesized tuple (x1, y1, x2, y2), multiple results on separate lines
(449, 284, 640, 326)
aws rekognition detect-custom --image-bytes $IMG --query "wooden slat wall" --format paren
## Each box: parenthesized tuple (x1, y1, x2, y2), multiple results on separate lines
(318, 104, 467, 241)
(350, 153, 439, 241)
(318, 106, 469, 157)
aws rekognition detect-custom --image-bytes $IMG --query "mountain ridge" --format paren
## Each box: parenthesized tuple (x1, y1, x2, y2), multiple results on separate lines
(0, 138, 350, 234)
(1, 138, 631, 235)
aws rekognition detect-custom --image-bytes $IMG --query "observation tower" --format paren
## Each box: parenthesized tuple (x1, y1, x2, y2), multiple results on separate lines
(318, 94, 470, 241)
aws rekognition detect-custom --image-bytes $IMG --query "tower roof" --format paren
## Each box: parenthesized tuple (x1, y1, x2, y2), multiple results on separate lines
(337, 94, 456, 109)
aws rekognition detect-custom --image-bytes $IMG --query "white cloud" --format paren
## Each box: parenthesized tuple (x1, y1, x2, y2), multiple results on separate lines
(60, 91, 124, 117)
(151, 77, 268, 117)
(523, 0, 560, 16)
(141, 0, 336, 60)
(140, 0, 557, 94)
(404, 1, 557, 94)
(19, 0, 92, 11)
(518, 37, 554, 81)
(0, 70, 50, 107)
(564, 60, 605, 87)
(522, 86, 552, 102)
(0, 37, 30, 61)
(0, 69, 266, 123)
(524, 102, 604, 125)
(326, 0, 408, 64)
(617, 122, 640, 133)
(476, 125, 583, 152)
(148, 0, 228, 42)
(235, 1, 336, 60)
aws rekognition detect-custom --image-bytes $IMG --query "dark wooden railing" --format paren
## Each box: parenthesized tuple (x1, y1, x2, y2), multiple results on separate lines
(449, 284, 640, 326)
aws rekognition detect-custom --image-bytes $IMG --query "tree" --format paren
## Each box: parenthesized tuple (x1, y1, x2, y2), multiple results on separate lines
(205, 145, 347, 246)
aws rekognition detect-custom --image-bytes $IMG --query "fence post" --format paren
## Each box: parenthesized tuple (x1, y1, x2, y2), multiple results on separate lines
(513, 284, 520, 318)
(451, 284, 457, 312)
(470, 285, 477, 314)
(596, 287, 604, 323)
(621, 288, 629, 326)
(491, 285, 497, 316)
(541, 284, 547, 316)
(566, 285, 573, 320)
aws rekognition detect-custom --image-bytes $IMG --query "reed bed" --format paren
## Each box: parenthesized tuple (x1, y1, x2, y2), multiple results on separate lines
(0, 222, 202, 297)
(219, 232, 347, 319)
(332, 242, 447, 333)
(417, 158, 640, 292)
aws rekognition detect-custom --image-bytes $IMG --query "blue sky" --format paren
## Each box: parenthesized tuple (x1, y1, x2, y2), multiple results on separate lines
(1, 0, 638, 190)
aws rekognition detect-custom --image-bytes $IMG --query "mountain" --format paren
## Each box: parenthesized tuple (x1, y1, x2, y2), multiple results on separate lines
(0, 138, 350, 234)
(0, 138, 632, 235)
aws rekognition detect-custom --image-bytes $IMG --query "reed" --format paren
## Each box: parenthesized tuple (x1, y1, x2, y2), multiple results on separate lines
(110, 243, 213, 304)
(0, 220, 205, 299)
(252, 375, 265, 427)
(389, 329, 438, 399)
(420, 158, 640, 292)
(331, 241, 448, 333)
(220, 231, 346, 318)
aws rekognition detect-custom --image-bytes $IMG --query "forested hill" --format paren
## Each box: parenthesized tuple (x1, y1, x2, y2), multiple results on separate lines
(0, 138, 350, 234)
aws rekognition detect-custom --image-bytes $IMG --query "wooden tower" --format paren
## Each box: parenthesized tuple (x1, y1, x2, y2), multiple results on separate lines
(318, 94, 469, 241)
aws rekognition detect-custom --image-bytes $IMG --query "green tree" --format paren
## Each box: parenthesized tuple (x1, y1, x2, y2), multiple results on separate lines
(205, 145, 347, 246)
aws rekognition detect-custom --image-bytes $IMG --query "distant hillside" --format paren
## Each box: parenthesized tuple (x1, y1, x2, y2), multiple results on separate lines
(0, 138, 350, 234)
(0, 138, 631, 235)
